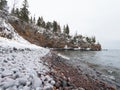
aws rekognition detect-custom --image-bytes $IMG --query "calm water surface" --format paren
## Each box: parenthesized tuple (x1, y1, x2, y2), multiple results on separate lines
(57, 50, 120, 87)
(58, 50, 120, 68)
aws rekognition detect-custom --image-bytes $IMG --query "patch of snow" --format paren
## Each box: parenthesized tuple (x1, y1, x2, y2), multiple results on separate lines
(0, 37, 46, 50)
(58, 53, 70, 60)
(86, 48, 91, 51)
(0, 17, 29, 44)
(74, 47, 81, 50)
(64, 45, 68, 49)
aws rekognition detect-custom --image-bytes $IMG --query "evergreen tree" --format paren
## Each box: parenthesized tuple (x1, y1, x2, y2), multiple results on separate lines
(86, 37, 92, 43)
(63, 24, 70, 35)
(11, 0, 18, 15)
(91, 36, 96, 43)
(46, 22, 52, 30)
(33, 16, 36, 24)
(20, 0, 29, 22)
(37, 16, 45, 27)
(41, 21, 45, 27)
(11, 7, 15, 15)
(15, 8, 20, 17)
(37, 17, 41, 26)
(0, 0, 7, 11)
(53, 21, 58, 32)
(30, 16, 32, 23)
(66, 24, 69, 35)
(57, 24, 61, 33)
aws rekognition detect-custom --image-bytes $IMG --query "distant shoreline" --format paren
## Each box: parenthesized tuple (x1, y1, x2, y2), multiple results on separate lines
(50, 48, 101, 51)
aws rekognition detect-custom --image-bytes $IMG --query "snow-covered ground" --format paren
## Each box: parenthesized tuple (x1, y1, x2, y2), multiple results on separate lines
(0, 39, 55, 90)
(0, 16, 55, 90)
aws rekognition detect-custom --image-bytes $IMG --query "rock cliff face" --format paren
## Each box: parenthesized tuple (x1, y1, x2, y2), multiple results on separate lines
(7, 12, 101, 51)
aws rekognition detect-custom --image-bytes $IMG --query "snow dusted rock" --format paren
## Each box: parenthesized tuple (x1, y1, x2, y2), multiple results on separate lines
(32, 76, 42, 89)
(17, 77, 28, 86)
(0, 78, 15, 89)
(1, 70, 13, 77)
(22, 86, 31, 90)
(43, 83, 53, 90)
(50, 80, 56, 85)
(0, 11, 55, 90)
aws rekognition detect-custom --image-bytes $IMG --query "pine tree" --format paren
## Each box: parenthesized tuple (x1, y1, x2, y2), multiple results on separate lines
(86, 37, 91, 43)
(63, 24, 70, 35)
(0, 0, 7, 11)
(37, 16, 45, 27)
(33, 16, 36, 24)
(66, 24, 69, 35)
(11, 7, 15, 15)
(91, 36, 96, 43)
(41, 21, 45, 28)
(57, 24, 61, 33)
(53, 21, 58, 32)
(46, 22, 52, 30)
(15, 8, 20, 17)
(30, 16, 33, 23)
(20, 0, 29, 22)
(11, 0, 18, 15)
(37, 17, 41, 26)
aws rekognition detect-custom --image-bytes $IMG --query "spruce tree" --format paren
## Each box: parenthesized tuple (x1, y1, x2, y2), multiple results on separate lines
(33, 16, 36, 24)
(57, 24, 61, 33)
(41, 21, 45, 28)
(15, 8, 20, 18)
(53, 21, 58, 32)
(91, 36, 96, 43)
(63, 24, 70, 35)
(46, 22, 52, 30)
(66, 24, 69, 35)
(37, 17, 41, 26)
(11, 0, 18, 15)
(30, 16, 33, 23)
(20, 0, 29, 22)
(0, 0, 7, 11)
(37, 16, 45, 27)
(11, 7, 15, 15)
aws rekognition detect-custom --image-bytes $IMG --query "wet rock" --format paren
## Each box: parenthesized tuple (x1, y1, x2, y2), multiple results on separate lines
(78, 87, 85, 90)
(63, 87, 69, 90)
(61, 80, 67, 87)
(55, 81, 61, 88)
(72, 87, 85, 90)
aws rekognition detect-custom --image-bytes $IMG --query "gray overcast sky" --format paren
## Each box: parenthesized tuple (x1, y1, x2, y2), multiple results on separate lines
(8, 0, 120, 49)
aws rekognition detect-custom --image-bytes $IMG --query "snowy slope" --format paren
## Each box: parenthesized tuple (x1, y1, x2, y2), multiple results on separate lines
(0, 17, 29, 44)
(0, 16, 55, 89)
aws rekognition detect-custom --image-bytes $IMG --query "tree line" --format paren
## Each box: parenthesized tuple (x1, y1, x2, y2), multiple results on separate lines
(10, 0, 70, 35)
(0, 0, 98, 45)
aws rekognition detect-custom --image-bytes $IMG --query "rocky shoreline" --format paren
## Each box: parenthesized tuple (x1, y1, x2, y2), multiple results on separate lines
(42, 51, 116, 90)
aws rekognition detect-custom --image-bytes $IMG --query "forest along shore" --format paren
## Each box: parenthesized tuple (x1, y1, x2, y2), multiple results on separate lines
(42, 51, 117, 90)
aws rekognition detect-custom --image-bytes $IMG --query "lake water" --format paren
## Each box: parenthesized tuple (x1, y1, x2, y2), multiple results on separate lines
(57, 50, 120, 87)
